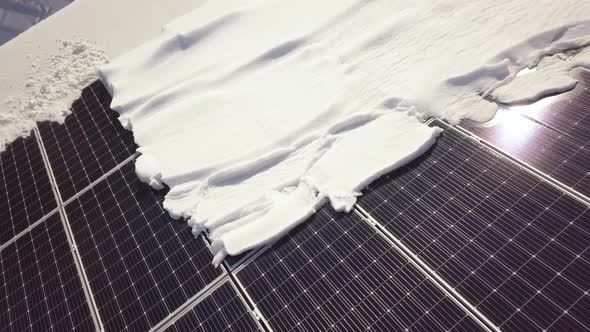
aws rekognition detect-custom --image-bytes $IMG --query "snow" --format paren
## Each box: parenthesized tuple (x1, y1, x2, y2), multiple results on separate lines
(0, 0, 205, 152)
(1, 39, 108, 151)
(493, 48, 590, 104)
(100, 0, 590, 264)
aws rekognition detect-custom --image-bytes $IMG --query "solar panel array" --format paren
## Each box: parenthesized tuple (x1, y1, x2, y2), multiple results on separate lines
(359, 121, 590, 331)
(0, 212, 95, 331)
(0, 133, 56, 245)
(461, 69, 590, 197)
(1, 70, 589, 332)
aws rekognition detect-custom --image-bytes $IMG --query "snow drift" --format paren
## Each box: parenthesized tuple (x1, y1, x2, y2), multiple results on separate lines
(100, 0, 590, 264)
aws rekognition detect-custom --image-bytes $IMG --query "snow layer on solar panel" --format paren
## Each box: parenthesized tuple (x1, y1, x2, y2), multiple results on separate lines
(1, 39, 108, 151)
(100, 0, 590, 264)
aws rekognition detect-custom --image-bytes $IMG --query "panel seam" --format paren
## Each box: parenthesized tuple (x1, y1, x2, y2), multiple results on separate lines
(0, 207, 60, 252)
(34, 125, 105, 332)
(150, 273, 229, 332)
(225, 267, 273, 332)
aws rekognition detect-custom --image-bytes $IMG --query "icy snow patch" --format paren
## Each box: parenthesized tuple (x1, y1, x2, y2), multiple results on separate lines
(1, 39, 109, 151)
(493, 48, 590, 104)
(100, 0, 590, 264)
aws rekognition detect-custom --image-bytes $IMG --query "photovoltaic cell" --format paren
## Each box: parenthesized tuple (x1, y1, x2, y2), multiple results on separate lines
(165, 281, 260, 332)
(0, 212, 95, 331)
(460, 68, 590, 197)
(0, 133, 56, 245)
(238, 207, 484, 332)
(359, 121, 590, 331)
(38, 80, 136, 201)
(64, 162, 223, 331)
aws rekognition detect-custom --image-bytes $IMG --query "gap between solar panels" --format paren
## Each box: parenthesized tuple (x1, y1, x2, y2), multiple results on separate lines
(33, 125, 105, 331)
(0, 205, 59, 252)
(357, 119, 590, 331)
(222, 263, 273, 331)
(151, 275, 268, 332)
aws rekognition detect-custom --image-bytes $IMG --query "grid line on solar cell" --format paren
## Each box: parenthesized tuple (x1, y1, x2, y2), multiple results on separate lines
(64, 162, 223, 331)
(238, 207, 485, 332)
(359, 121, 590, 331)
(460, 69, 590, 198)
(165, 281, 261, 332)
(0, 133, 57, 245)
(0, 212, 95, 331)
(38, 80, 136, 201)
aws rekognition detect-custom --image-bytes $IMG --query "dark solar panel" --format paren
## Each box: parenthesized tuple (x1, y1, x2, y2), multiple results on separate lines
(359, 121, 590, 331)
(64, 162, 223, 331)
(0, 133, 57, 245)
(0, 212, 95, 331)
(460, 69, 590, 197)
(165, 281, 260, 332)
(237, 207, 485, 332)
(38, 80, 136, 201)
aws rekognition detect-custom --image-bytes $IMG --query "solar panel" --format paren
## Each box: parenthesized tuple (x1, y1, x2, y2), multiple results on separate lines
(64, 162, 223, 331)
(514, 69, 590, 146)
(38, 80, 136, 201)
(0, 212, 95, 331)
(359, 120, 590, 331)
(0, 133, 57, 245)
(165, 281, 261, 332)
(460, 69, 590, 197)
(237, 206, 485, 332)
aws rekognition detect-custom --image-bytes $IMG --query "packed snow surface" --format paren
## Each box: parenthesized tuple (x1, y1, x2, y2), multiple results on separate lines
(1, 39, 109, 151)
(100, 0, 590, 264)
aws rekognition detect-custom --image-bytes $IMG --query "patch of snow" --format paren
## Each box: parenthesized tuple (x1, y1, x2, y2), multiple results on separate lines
(1, 39, 109, 151)
(515, 67, 538, 78)
(493, 48, 590, 104)
(100, 0, 590, 264)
